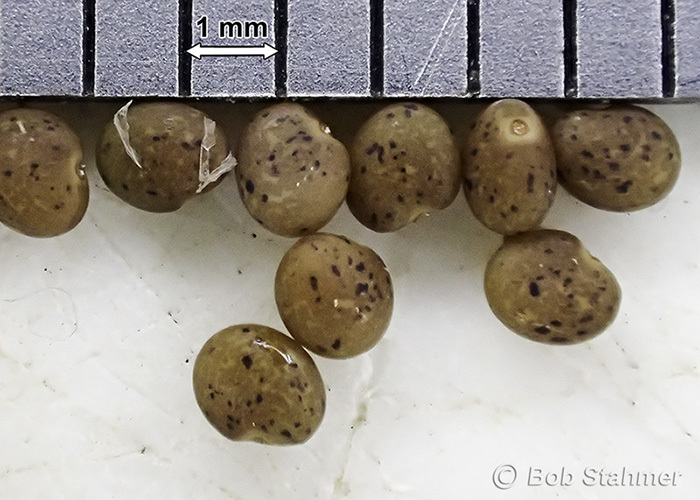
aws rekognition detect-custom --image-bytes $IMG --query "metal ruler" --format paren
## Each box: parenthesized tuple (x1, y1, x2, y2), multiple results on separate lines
(0, 0, 698, 99)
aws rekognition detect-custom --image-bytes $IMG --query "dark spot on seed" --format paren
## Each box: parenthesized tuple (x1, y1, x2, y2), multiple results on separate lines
(355, 283, 369, 296)
(310, 276, 318, 291)
(563, 277, 573, 287)
(66, 185, 72, 193)
(577, 330, 588, 336)
(210, 393, 215, 399)
(579, 314, 594, 323)
(534, 326, 550, 335)
(651, 131, 662, 140)
(332, 339, 341, 350)
(608, 161, 620, 171)
(331, 265, 340, 277)
(471, 148, 478, 156)
(281, 430, 292, 438)
(370, 213, 378, 226)
(641, 154, 650, 162)
(465, 179, 473, 191)
(489, 195, 495, 203)
(355, 263, 365, 272)
(227, 400, 233, 407)
(668, 152, 674, 160)
(550, 320, 563, 327)
(593, 169, 606, 180)
(510, 205, 518, 212)
(146, 190, 157, 196)
(581, 150, 594, 158)
(290, 362, 298, 369)
(582, 166, 590, 175)
(619, 144, 631, 152)
(181, 141, 196, 150)
(550, 337, 569, 343)
(623, 116, 632, 124)
(527, 173, 535, 193)
(3, 170, 11, 177)
(529, 282, 540, 297)
(256, 394, 263, 403)
(242, 327, 251, 333)
(261, 194, 268, 203)
(245, 180, 255, 194)
(544, 248, 554, 254)
(570, 134, 578, 141)
(616, 180, 633, 193)
(242, 355, 253, 369)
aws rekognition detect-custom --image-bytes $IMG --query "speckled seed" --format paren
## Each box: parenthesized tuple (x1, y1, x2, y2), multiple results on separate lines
(552, 105, 681, 211)
(464, 99, 557, 235)
(96, 101, 230, 212)
(0, 108, 88, 237)
(275, 233, 394, 358)
(484, 229, 621, 345)
(193, 324, 326, 445)
(236, 103, 350, 237)
(348, 102, 461, 232)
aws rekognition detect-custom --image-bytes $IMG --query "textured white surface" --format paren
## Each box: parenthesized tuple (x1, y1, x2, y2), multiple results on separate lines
(287, 0, 371, 97)
(480, 0, 564, 98)
(577, 0, 662, 98)
(0, 101, 699, 500)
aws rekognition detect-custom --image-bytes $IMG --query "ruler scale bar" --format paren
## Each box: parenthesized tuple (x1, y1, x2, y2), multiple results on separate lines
(1, 1, 699, 98)
(191, 0, 276, 97)
(94, 0, 179, 97)
(675, 0, 700, 97)
(577, 0, 663, 98)
(480, 0, 564, 98)
(0, 0, 84, 96)
(286, 0, 371, 97)
(384, 0, 469, 97)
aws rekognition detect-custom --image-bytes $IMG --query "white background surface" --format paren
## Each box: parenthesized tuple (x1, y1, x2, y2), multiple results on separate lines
(0, 100, 699, 500)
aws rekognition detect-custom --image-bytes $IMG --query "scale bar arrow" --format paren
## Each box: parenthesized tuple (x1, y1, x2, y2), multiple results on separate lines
(187, 43, 278, 60)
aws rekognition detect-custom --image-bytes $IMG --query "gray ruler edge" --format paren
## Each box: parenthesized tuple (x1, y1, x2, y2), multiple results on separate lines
(0, 0, 697, 99)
